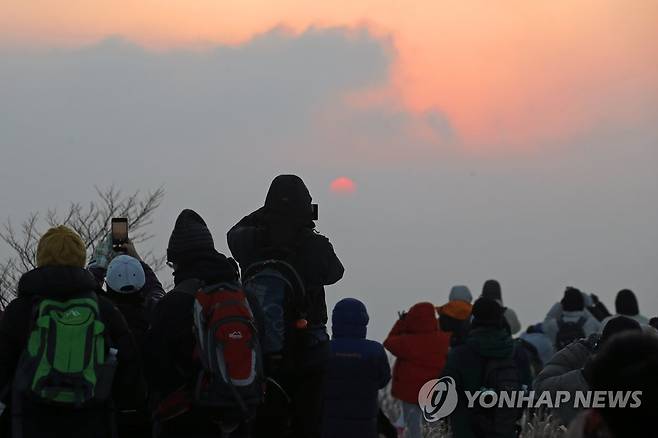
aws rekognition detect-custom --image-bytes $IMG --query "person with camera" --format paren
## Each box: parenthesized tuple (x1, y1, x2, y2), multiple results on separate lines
(227, 175, 344, 438)
(88, 234, 165, 438)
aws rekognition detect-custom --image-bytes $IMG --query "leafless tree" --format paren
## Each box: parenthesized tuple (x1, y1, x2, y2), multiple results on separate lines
(0, 186, 165, 308)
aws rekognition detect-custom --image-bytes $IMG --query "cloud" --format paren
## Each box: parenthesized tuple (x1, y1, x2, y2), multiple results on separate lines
(1, 24, 656, 340)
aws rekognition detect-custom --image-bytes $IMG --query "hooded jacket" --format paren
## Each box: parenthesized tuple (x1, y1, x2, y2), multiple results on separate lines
(0, 266, 141, 438)
(323, 298, 390, 438)
(533, 340, 592, 426)
(543, 310, 601, 347)
(384, 302, 450, 403)
(227, 175, 344, 327)
(437, 300, 472, 346)
(442, 326, 533, 438)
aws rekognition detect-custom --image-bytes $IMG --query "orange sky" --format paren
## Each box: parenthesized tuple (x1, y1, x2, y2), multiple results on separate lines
(2, 0, 657, 151)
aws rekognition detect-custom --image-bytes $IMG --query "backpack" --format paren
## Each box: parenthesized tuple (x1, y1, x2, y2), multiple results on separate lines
(242, 260, 306, 370)
(555, 316, 587, 350)
(13, 294, 116, 407)
(472, 354, 523, 438)
(190, 282, 264, 419)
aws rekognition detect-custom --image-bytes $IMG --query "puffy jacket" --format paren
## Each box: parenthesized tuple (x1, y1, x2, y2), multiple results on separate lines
(323, 298, 390, 438)
(442, 327, 533, 438)
(0, 266, 141, 438)
(543, 310, 601, 347)
(384, 302, 450, 403)
(533, 340, 592, 425)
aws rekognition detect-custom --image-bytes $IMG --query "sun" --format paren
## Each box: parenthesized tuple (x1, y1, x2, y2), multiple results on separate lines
(330, 177, 356, 195)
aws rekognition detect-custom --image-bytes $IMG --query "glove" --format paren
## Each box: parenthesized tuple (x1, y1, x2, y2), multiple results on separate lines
(88, 234, 117, 270)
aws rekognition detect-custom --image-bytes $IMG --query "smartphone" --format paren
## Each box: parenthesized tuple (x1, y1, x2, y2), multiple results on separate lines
(111, 218, 129, 246)
(311, 204, 318, 221)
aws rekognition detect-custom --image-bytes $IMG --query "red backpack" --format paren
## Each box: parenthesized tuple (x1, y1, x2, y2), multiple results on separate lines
(191, 282, 264, 418)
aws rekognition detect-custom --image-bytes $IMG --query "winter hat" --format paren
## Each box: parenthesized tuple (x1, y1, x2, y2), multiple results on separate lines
(106, 255, 146, 294)
(167, 209, 217, 264)
(600, 315, 642, 345)
(561, 287, 585, 312)
(471, 297, 505, 327)
(482, 279, 502, 303)
(436, 300, 472, 321)
(264, 175, 314, 223)
(449, 285, 473, 304)
(615, 289, 639, 316)
(36, 226, 86, 268)
(332, 298, 369, 339)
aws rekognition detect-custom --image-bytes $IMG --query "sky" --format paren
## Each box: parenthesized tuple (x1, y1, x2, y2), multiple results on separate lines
(1, 0, 657, 340)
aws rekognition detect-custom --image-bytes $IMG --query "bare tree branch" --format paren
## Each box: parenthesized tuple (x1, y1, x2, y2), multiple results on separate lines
(0, 186, 165, 308)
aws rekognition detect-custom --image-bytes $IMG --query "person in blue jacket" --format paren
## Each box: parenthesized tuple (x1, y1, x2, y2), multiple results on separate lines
(323, 298, 391, 438)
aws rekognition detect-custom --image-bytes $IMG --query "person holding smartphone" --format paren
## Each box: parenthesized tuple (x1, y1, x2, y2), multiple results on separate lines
(88, 219, 166, 311)
(227, 174, 344, 438)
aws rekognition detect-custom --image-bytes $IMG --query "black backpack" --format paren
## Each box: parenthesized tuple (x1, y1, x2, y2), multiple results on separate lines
(555, 316, 587, 350)
(472, 353, 523, 438)
(242, 260, 306, 373)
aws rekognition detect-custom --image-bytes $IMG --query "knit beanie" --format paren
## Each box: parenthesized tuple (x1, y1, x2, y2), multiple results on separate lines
(449, 285, 473, 304)
(600, 315, 642, 345)
(471, 297, 504, 327)
(436, 300, 473, 321)
(561, 287, 585, 311)
(36, 226, 86, 268)
(615, 289, 639, 316)
(167, 209, 217, 264)
(482, 279, 502, 303)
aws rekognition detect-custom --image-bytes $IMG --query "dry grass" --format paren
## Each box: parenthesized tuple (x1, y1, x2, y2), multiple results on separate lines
(379, 389, 566, 438)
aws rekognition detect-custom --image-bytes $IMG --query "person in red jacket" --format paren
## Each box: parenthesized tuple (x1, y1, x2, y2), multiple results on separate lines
(384, 302, 451, 438)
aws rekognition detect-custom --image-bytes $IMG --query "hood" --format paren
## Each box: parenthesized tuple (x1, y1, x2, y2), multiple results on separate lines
(437, 300, 472, 321)
(482, 279, 502, 303)
(615, 289, 639, 316)
(466, 327, 514, 358)
(173, 253, 238, 286)
(332, 298, 369, 339)
(449, 285, 473, 303)
(18, 266, 99, 299)
(264, 175, 314, 226)
(404, 302, 439, 334)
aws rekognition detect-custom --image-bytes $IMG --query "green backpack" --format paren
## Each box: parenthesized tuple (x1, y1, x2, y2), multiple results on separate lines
(15, 295, 116, 407)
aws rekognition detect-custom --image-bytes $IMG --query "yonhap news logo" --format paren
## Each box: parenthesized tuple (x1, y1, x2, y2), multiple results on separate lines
(418, 377, 459, 422)
(417, 378, 643, 423)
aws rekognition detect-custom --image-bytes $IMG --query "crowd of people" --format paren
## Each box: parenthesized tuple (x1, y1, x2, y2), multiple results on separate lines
(0, 174, 656, 438)
(385, 284, 658, 438)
